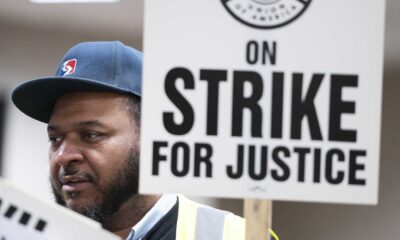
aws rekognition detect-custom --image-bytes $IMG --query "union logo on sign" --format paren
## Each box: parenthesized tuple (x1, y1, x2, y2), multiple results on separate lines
(221, 0, 312, 29)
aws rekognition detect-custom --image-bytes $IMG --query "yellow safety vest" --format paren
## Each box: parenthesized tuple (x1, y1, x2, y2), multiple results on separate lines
(175, 195, 279, 240)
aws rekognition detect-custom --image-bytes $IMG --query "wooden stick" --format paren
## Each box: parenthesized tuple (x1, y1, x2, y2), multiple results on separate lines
(244, 199, 272, 240)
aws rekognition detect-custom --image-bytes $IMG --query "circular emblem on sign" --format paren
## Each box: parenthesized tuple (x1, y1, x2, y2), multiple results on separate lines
(221, 0, 312, 29)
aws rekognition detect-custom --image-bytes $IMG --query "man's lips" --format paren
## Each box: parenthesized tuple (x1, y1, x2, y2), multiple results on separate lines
(60, 175, 91, 193)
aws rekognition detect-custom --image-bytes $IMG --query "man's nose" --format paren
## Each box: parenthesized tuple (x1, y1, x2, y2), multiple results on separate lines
(53, 139, 84, 167)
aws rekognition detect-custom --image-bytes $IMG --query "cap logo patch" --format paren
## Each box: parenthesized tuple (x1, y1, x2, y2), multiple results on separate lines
(60, 59, 77, 76)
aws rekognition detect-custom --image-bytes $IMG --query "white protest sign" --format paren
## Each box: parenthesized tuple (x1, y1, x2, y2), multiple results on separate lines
(0, 178, 121, 240)
(140, 0, 385, 204)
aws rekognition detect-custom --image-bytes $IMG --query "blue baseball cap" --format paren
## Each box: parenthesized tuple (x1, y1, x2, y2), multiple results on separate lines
(12, 41, 142, 123)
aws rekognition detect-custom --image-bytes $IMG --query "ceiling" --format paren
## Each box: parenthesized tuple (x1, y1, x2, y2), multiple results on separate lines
(0, 0, 143, 42)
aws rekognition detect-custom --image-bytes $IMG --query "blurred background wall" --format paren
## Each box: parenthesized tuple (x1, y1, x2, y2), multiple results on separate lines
(0, 1, 399, 239)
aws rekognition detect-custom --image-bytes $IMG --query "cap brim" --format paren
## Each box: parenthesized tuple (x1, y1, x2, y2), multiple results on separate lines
(12, 77, 133, 123)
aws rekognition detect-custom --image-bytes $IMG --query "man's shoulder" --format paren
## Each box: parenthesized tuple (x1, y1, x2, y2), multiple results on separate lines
(143, 196, 179, 240)
(143, 195, 245, 240)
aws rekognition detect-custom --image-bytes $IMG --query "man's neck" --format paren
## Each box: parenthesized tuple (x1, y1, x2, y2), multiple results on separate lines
(102, 194, 161, 239)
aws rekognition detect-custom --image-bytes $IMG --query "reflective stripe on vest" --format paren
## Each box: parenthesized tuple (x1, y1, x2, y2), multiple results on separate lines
(176, 195, 245, 240)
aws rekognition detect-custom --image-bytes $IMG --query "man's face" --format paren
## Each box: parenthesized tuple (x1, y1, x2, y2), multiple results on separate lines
(47, 92, 140, 222)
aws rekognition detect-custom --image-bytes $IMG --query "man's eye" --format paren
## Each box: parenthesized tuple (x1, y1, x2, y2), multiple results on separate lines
(48, 136, 62, 144)
(82, 132, 102, 141)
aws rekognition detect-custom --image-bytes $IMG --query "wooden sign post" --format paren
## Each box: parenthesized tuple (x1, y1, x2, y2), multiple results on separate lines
(244, 199, 272, 240)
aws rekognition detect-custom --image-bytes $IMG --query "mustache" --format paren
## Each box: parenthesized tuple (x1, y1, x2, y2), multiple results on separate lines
(56, 167, 95, 185)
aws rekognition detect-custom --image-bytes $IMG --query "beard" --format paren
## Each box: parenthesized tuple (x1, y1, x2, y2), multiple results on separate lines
(51, 146, 140, 224)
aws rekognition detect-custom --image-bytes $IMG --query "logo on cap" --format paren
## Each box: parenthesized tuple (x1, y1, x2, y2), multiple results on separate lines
(60, 59, 77, 76)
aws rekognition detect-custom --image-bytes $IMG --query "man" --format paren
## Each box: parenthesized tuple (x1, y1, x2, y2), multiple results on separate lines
(12, 41, 245, 240)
